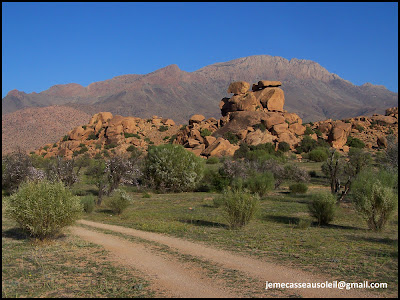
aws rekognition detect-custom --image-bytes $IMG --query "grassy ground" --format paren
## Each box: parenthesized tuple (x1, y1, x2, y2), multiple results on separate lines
(79, 160, 398, 296)
(2, 159, 398, 297)
(2, 198, 157, 298)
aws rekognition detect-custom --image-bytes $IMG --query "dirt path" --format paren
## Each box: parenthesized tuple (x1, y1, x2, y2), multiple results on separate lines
(72, 219, 375, 298)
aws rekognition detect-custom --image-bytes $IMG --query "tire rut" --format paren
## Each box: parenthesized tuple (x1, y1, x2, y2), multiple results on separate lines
(73, 219, 375, 298)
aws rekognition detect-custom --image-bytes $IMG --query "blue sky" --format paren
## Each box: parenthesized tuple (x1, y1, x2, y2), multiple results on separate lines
(2, 2, 398, 97)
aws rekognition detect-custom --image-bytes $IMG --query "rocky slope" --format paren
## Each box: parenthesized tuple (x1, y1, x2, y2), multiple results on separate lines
(2, 106, 91, 155)
(33, 81, 398, 160)
(3, 55, 398, 123)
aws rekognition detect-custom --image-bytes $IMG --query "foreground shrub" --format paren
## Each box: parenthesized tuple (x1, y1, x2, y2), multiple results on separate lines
(105, 189, 131, 215)
(7, 180, 82, 239)
(2, 150, 35, 193)
(144, 144, 204, 192)
(80, 195, 96, 213)
(308, 192, 336, 225)
(351, 169, 398, 231)
(217, 189, 260, 229)
(289, 183, 308, 194)
(243, 172, 275, 197)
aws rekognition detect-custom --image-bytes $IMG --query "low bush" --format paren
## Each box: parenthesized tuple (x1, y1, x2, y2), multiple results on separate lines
(289, 183, 308, 194)
(346, 136, 365, 149)
(158, 125, 169, 132)
(243, 172, 275, 197)
(308, 192, 336, 225)
(80, 195, 96, 213)
(104, 143, 117, 149)
(224, 132, 239, 145)
(308, 148, 329, 162)
(6, 180, 82, 239)
(253, 123, 266, 132)
(142, 192, 151, 198)
(304, 126, 314, 135)
(277, 142, 290, 152)
(200, 129, 212, 137)
(218, 189, 260, 229)
(105, 189, 132, 215)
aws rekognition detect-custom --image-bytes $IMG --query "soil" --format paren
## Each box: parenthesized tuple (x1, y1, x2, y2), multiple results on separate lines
(70, 219, 376, 298)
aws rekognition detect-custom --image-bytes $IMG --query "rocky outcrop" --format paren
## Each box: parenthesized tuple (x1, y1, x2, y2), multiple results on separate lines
(34, 80, 398, 160)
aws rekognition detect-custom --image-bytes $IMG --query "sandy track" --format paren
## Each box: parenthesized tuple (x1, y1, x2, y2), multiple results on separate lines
(73, 219, 375, 298)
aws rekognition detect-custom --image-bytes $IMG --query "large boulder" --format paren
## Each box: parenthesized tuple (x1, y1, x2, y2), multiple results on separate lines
(261, 113, 285, 129)
(328, 121, 352, 148)
(244, 129, 277, 146)
(201, 137, 239, 157)
(189, 114, 206, 125)
(89, 112, 113, 125)
(278, 132, 300, 149)
(227, 81, 250, 95)
(253, 87, 285, 111)
(229, 93, 260, 112)
(289, 123, 306, 135)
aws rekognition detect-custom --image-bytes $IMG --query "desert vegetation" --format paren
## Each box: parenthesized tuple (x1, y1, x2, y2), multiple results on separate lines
(2, 135, 398, 297)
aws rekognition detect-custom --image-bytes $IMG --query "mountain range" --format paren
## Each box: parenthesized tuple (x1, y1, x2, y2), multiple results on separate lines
(2, 55, 398, 154)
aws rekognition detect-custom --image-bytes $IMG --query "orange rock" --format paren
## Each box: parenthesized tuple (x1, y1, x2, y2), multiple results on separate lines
(227, 81, 250, 95)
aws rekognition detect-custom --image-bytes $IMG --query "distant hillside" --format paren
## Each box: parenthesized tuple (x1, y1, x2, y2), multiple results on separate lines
(2, 106, 91, 155)
(2, 55, 398, 123)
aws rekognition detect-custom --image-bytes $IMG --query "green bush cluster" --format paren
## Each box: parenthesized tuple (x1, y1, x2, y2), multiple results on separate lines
(224, 132, 239, 145)
(346, 136, 365, 149)
(308, 148, 329, 162)
(105, 189, 132, 215)
(104, 143, 117, 149)
(124, 132, 141, 139)
(6, 180, 82, 239)
(144, 144, 204, 192)
(253, 123, 266, 132)
(158, 126, 169, 132)
(200, 129, 212, 137)
(289, 183, 308, 194)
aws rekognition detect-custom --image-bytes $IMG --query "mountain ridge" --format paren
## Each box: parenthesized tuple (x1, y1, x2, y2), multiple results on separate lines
(3, 55, 398, 124)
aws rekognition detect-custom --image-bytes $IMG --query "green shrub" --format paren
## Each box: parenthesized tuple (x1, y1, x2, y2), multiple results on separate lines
(304, 126, 314, 135)
(243, 172, 274, 197)
(63, 135, 69, 141)
(158, 125, 169, 132)
(314, 128, 323, 137)
(105, 189, 131, 215)
(296, 136, 316, 153)
(206, 156, 220, 164)
(104, 143, 117, 149)
(224, 132, 239, 145)
(217, 189, 260, 229)
(163, 136, 170, 141)
(308, 192, 336, 225)
(169, 135, 177, 144)
(144, 144, 204, 192)
(82, 125, 87, 130)
(346, 136, 365, 149)
(351, 169, 398, 231)
(200, 129, 212, 137)
(142, 192, 151, 198)
(289, 183, 308, 194)
(309, 170, 317, 178)
(6, 180, 82, 239)
(354, 124, 364, 132)
(253, 123, 266, 132)
(124, 132, 139, 138)
(277, 142, 290, 152)
(308, 148, 329, 162)
(87, 133, 98, 140)
(80, 195, 96, 213)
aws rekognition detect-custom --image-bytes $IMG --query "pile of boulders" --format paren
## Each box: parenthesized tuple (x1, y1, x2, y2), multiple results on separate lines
(35, 81, 398, 159)
(36, 112, 180, 159)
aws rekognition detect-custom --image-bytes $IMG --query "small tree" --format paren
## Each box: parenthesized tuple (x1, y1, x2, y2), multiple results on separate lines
(85, 159, 108, 205)
(321, 149, 344, 195)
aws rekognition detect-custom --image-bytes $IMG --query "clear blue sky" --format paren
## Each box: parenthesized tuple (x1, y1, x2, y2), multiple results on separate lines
(2, 2, 398, 98)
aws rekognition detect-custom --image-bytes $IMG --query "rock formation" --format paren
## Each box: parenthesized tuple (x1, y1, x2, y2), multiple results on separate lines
(34, 81, 398, 160)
